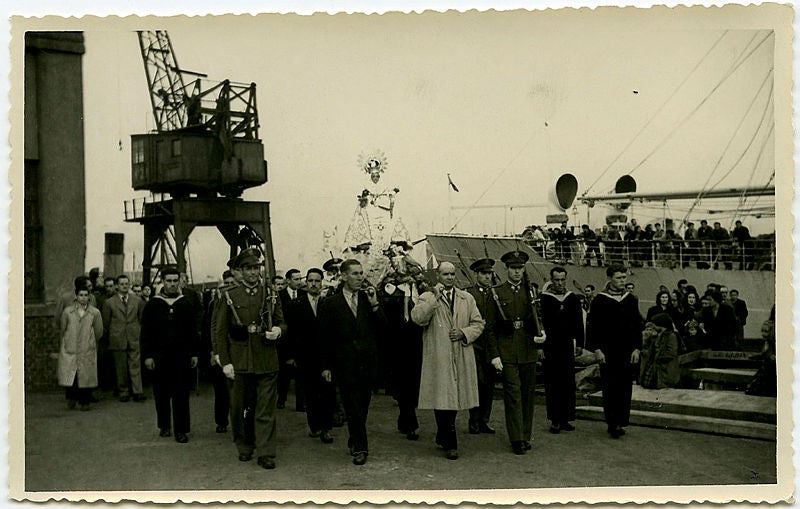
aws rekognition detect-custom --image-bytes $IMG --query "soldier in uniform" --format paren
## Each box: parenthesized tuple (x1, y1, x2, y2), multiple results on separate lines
(213, 248, 286, 470)
(540, 266, 584, 434)
(205, 265, 239, 433)
(488, 250, 545, 455)
(322, 256, 343, 297)
(586, 264, 642, 438)
(466, 258, 497, 435)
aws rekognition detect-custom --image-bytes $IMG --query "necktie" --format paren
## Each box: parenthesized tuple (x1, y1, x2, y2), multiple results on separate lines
(311, 296, 318, 316)
(445, 290, 454, 313)
(347, 292, 358, 317)
(122, 295, 128, 311)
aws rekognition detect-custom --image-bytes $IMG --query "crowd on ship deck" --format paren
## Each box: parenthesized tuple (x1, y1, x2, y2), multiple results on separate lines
(524, 218, 774, 270)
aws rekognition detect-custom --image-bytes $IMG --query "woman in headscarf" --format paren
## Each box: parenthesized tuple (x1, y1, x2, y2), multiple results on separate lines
(57, 279, 104, 410)
(638, 313, 681, 389)
(646, 290, 673, 322)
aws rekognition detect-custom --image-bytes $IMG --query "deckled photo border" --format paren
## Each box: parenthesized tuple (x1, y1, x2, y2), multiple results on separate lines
(5, 2, 795, 505)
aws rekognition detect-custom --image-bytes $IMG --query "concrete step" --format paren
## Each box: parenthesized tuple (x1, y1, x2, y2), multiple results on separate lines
(586, 385, 776, 424)
(689, 367, 757, 387)
(576, 405, 776, 441)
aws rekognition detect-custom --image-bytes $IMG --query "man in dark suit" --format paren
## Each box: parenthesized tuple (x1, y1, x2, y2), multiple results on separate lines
(466, 258, 498, 435)
(141, 267, 200, 443)
(277, 268, 304, 410)
(214, 249, 286, 470)
(102, 274, 147, 403)
(700, 290, 738, 351)
(286, 268, 335, 444)
(728, 289, 749, 349)
(318, 259, 386, 466)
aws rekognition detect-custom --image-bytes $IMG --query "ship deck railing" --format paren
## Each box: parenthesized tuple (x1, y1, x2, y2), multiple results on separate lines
(526, 238, 775, 271)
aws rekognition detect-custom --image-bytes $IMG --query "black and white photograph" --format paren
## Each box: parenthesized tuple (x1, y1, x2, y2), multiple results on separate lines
(8, 1, 794, 504)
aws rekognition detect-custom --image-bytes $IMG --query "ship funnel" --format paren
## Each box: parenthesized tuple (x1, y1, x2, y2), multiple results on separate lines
(555, 173, 578, 210)
(614, 175, 637, 210)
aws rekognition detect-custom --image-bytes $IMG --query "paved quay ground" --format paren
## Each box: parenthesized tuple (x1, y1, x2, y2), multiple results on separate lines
(24, 384, 776, 493)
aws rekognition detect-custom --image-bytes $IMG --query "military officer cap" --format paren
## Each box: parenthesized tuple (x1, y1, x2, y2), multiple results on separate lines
(226, 255, 239, 269)
(236, 247, 262, 268)
(469, 258, 495, 273)
(500, 250, 529, 268)
(323, 257, 343, 272)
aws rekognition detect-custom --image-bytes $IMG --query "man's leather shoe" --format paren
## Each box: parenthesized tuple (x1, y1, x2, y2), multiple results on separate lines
(511, 441, 526, 455)
(549, 423, 561, 434)
(257, 456, 276, 470)
(445, 449, 459, 460)
(479, 423, 496, 434)
(405, 431, 419, 441)
(352, 452, 367, 465)
(175, 433, 188, 443)
(132, 394, 147, 402)
(308, 430, 321, 438)
(607, 426, 623, 439)
(119, 395, 131, 403)
(468, 422, 481, 435)
(559, 422, 575, 431)
(239, 453, 253, 462)
(216, 425, 228, 433)
(320, 431, 334, 444)
(159, 428, 171, 437)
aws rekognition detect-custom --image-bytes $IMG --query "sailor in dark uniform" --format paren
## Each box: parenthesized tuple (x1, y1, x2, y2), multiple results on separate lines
(466, 257, 498, 435)
(213, 248, 286, 469)
(539, 266, 584, 434)
(489, 250, 544, 455)
(586, 264, 642, 439)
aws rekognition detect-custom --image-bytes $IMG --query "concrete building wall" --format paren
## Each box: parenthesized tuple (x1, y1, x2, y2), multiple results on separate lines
(24, 32, 86, 391)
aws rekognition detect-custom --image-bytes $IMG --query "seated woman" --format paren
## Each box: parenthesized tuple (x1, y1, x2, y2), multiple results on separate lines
(639, 313, 681, 389)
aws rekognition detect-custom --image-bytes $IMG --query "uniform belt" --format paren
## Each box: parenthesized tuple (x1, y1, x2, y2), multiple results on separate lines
(513, 320, 524, 330)
(247, 323, 265, 334)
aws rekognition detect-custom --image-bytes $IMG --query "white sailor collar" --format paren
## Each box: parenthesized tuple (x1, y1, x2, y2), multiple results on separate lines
(541, 290, 573, 302)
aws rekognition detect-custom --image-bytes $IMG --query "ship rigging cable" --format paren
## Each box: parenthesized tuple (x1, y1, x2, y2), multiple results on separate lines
(581, 30, 729, 197)
(625, 31, 773, 183)
(707, 74, 774, 192)
(683, 70, 774, 226)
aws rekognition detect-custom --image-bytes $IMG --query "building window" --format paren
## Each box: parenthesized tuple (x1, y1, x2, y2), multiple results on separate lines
(132, 139, 145, 164)
(171, 138, 181, 157)
(24, 159, 44, 303)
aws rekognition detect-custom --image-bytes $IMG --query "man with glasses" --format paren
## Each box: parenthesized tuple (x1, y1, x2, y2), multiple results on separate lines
(214, 249, 286, 470)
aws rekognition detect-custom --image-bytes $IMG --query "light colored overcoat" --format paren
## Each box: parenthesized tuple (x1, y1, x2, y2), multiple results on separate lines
(57, 303, 103, 388)
(411, 288, 484, 410)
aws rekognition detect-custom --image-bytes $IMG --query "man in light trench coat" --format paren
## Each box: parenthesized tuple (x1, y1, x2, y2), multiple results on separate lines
(411, 261, 484, 460)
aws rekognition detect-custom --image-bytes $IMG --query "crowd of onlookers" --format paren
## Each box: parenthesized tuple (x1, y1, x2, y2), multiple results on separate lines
(574, 276, 775, 395)
(524, 218, 774, 270)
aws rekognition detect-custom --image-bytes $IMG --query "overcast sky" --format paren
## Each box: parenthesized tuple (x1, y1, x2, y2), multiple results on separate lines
(71, 7, 780, 281)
